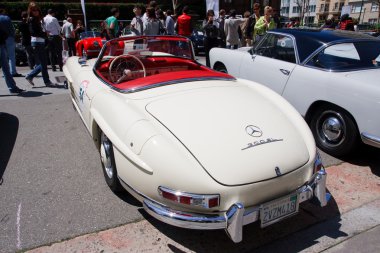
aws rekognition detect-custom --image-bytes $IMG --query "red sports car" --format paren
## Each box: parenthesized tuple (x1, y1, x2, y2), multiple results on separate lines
(76, 31, 124, 58)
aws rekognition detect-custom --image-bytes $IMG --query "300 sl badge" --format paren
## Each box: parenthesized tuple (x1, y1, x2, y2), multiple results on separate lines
(243, 125, 283, 150)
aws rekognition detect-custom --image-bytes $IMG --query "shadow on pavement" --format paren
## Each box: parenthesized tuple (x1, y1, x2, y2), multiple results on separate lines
(0, 113, 19, 185)
(139, 189, 343, 252)
(19, 91, 53, 97)
(115, 190, 142, 208)
(340, 145, 380, 177)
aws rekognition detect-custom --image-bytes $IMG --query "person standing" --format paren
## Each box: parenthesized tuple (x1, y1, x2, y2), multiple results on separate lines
(130, 6, 143, 36)
(0, 5, 23, 77)
(202, 10, 219, 67)
(44, 9, 62, 71)
(224, 9, 245, 49)
(106, 8, 119, 39)
(251, 3, 261, 42)
(0, 23, 24, 93)
(157, 10, 167, 35)
(254, 6, 276, 43)
(165, 10, 175, 35)
(25, 2, 55, 87)
(73, 20, 84, 41)
(19, 11, 35, 69)
(217, 9, 226, 48)
(240, 11, 253, 47)
(175, 6, 192, 37)
(143, 7, 160, 35)
(142, 1, 158, 24)
(62, 17, 75, 56)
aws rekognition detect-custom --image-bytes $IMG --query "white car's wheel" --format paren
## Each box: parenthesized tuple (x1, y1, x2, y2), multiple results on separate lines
(310, 105, 358, 157)
(213, 63, 228, 73)
(100, 131, 122, 191)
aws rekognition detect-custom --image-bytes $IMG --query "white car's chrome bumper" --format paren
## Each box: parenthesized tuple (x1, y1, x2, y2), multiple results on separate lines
(143, 169, 330, 243)
(361, 132, 380, 148)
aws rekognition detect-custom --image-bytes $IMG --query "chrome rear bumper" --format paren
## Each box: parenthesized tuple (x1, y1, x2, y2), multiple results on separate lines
(143, 169, 330, 243)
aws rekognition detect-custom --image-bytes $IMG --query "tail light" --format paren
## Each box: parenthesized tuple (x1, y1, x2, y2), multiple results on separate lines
(158, 186, 220, 208)
(313, 152, 324, 173)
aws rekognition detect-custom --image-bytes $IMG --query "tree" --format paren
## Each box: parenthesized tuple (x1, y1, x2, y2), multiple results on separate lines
(294, 0, 310, 25)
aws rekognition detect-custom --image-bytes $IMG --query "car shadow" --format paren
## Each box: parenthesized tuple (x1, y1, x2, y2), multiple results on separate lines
(138, 189, 343, 252)
(0, 113, 19, 186)
(338, 145, 380, 177)
(115, 189, 142, 208)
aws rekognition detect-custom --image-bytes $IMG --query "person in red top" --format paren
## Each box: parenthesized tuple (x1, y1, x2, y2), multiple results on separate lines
(175, 5, 192, 37)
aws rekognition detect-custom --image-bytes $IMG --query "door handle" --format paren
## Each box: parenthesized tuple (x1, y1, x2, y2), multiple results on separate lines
(280, 69, 290, 75)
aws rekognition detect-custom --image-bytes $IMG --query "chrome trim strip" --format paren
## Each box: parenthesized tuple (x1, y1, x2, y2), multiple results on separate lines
(361, 132, 380, 148)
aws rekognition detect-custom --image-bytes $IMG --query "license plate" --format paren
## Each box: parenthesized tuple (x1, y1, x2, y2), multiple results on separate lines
(260, 193, 299, 227)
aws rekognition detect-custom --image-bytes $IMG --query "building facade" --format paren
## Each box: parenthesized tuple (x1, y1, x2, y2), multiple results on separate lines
(315, 0, 379, 24)
(348, 0, 379, 24)
(280, 0, 317, 24)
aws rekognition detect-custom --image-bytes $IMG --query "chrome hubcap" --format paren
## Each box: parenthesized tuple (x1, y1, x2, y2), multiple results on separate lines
(322, 117, 342, 141)
(316, 110, 346, 147)
(100, 133, 113, 179)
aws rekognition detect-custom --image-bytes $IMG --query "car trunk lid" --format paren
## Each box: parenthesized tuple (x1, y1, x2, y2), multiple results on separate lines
(146, 84, 310, 186)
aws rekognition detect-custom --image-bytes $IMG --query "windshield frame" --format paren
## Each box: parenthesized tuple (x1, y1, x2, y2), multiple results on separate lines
(94, 35, 194, 70)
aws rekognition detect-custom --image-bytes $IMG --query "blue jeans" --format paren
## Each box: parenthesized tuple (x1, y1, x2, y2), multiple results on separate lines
(1, 44, 17, 90)
(26, 42, 51, 84)
(5, 36, 17, 75)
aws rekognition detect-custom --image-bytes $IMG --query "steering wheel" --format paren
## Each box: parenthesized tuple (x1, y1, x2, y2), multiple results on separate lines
(109, 54, 146, 84)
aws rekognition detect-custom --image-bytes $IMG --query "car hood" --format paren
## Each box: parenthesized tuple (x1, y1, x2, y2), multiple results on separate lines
(145, 83, 309, 186)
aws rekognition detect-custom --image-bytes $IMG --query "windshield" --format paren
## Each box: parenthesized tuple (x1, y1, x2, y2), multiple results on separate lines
(99, 36, 193, 60)
(80, 31, 101, 39)
(307, 41, 380, 71)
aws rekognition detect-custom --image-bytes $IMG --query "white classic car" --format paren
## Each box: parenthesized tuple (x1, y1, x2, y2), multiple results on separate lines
(63, 35, 329, 243)
(210, 29, 380, 157)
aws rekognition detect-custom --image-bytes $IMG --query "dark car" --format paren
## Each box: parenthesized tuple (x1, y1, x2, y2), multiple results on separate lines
(190, 29, 205, 55)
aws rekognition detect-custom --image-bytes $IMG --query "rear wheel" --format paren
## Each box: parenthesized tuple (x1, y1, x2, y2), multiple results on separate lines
(214, 63, 227, 73)
(100, 131, 122, 192)
(309, 105, 358, 157)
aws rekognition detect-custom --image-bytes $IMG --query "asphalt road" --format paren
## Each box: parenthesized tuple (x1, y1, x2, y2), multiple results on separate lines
(0, 60, 346, 252)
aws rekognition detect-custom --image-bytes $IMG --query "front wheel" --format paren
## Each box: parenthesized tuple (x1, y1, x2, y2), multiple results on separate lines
(309, 105, 358, 157)
(214, 63, 227, 73)
(100, 131, 122, 192)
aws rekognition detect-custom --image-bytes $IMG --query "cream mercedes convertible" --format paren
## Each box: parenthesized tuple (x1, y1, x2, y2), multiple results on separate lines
(63, 36, 329, 243)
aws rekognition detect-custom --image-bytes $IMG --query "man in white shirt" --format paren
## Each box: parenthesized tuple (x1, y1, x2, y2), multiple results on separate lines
(130, 6, 143, 36)
(224, 9, 245, 49)
(44, 9, 63, 71)
(62, 17, 75, 56)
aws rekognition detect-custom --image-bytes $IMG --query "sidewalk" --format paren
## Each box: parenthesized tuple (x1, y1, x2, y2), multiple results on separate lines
(26, 162, 380, 253)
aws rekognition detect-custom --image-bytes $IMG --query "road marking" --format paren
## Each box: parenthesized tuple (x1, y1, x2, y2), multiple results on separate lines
(16, 203, 22, 249)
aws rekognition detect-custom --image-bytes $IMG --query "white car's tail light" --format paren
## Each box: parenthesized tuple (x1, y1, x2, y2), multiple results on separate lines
(313, 152, 324, 173)
(158, 186, 220, 208)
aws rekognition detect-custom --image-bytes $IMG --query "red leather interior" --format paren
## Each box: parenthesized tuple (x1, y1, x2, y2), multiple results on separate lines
(96, 56, 234, 91)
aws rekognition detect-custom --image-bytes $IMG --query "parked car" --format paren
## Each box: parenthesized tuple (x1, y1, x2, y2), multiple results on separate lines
(210, 29, 380, 156)
(63, 35, 329, 243)
(190, 29, 205, 55)
(75, 31, 124, 58)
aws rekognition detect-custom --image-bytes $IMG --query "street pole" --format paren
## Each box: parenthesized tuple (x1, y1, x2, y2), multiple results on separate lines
(358, 0, 365, 24)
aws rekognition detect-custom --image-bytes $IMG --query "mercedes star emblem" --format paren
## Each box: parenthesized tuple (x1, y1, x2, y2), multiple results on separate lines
(245, 125, 263, 137)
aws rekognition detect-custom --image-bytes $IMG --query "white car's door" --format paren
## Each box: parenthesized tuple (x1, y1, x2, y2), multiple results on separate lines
(240, 33, 298, 95)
